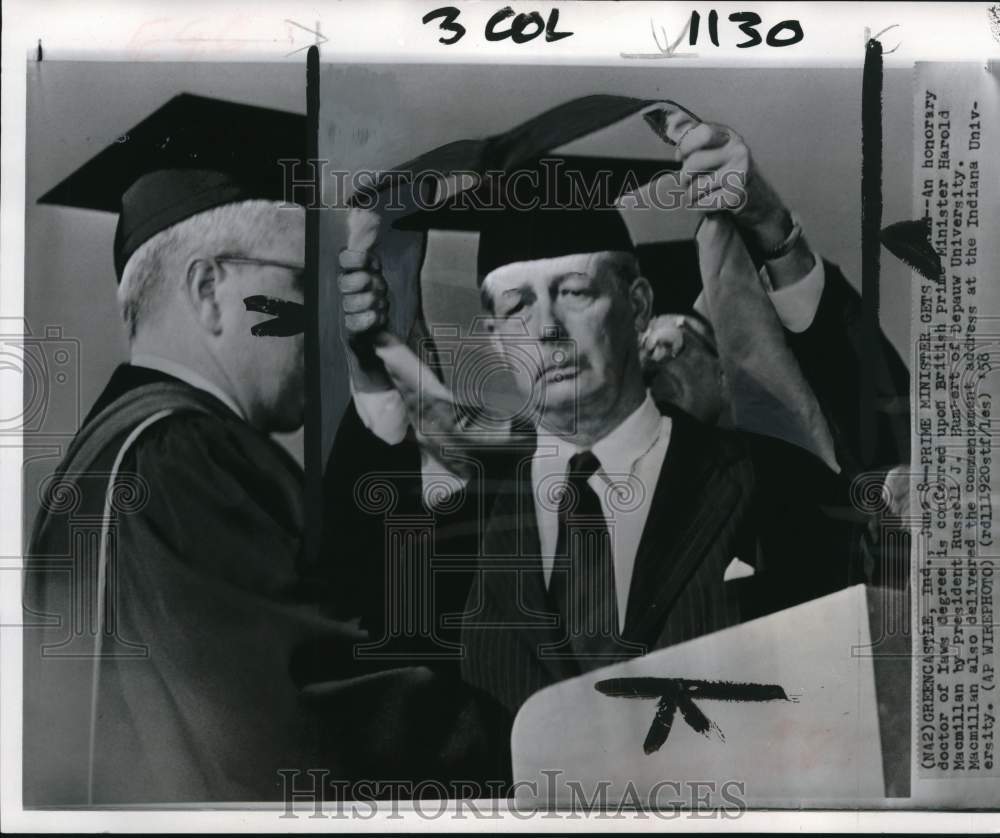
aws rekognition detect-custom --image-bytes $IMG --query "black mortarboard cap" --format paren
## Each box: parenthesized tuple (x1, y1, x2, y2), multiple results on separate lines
(354, 95, 702, 284)
(38, 93, 306, 281)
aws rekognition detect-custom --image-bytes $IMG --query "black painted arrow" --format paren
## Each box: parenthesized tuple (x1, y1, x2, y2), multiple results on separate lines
(595, 677, 789, 754)
(880, 218, 944, 284)
(244, 295, 305, 337)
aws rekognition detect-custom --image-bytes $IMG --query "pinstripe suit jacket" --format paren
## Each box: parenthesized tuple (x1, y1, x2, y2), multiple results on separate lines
(458, 413, 859, 715)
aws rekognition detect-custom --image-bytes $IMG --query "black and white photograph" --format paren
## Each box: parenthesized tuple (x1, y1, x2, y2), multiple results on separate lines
(3, 0, 999, 830)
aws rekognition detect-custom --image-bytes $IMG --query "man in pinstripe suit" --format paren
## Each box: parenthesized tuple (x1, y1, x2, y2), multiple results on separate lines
(444, 241, 856, 714)
(338, 112, 902, 718)
(343, 213, 858, 716)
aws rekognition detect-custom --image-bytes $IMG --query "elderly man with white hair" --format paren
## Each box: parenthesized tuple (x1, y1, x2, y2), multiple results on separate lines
(24, 94, 508, 806)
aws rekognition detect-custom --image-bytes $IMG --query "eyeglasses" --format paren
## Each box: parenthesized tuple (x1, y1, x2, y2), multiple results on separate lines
(214, 255, 305, 275)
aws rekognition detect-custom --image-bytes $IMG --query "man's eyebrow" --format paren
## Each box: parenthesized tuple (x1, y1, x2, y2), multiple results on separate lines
(497, 285, 528, 302)
(553, 271, 593, 285)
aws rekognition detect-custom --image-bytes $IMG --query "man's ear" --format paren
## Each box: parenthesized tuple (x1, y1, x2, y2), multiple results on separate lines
(629, 275, 655, 333)
(185, 258, 223, 336)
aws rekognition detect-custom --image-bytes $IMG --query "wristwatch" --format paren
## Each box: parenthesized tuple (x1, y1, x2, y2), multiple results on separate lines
(761, 211, 804, 260)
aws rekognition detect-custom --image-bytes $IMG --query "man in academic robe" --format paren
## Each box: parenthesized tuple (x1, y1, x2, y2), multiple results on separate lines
(333, 104, 907, 716)
(23, 94, 509, 806)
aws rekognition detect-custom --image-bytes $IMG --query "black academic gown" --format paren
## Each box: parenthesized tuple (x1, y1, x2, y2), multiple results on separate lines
(24, 365, 510, 805)
(788, 261, 910, 478)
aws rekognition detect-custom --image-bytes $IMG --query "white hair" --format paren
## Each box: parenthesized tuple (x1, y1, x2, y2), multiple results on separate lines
(117, 199, 303, 339)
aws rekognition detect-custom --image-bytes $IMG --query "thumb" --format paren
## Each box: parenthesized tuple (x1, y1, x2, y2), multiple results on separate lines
(641, 101, 701, 148)
(346, 206, 380, 254)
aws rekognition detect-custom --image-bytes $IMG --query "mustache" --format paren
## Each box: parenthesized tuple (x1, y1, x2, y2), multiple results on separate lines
(535, 353, 583, 381)
(243, 295, 305, 337)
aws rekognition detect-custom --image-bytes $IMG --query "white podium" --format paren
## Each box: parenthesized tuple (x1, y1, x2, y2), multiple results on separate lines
(511, 585, 890, 809)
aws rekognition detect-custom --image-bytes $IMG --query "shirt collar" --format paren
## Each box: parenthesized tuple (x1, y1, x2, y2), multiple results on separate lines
(536, 392, 665, 476)
(130, 353, 246, 420)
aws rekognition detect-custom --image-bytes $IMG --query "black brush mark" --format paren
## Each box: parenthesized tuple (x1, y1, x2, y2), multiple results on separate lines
(677, 692, 724, 742)
(645, 694, 677, 754)
(880, 218, 944, 283)
(244, 295, 305, 337)
(861, 36, 884, 468)
(595, 676, 789, 754)
(304, 44, 322, 571)
(684, 680, 787, 702)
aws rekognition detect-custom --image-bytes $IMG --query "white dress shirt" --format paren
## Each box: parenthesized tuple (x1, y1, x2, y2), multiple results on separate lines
(131, 353, 246, 420)
(691, 248, 826, 332)
(351, 251, 827, 628)
(761, 254, 826, 332)
(532, 394, 670, 629)
(357, 387, 669, 632)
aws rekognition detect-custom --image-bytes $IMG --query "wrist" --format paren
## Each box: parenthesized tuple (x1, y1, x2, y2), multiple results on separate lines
(750, 208, 795, 254)
(347, 344, 393, 393)
(764, 235, 816, 291)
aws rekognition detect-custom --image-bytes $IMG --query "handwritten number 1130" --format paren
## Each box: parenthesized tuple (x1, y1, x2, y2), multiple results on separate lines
(691, 10, 804, 48)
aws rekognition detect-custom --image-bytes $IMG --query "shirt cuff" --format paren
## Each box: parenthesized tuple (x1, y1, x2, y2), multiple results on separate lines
(760, 250, 825, 333)
(352, 385, 410, 446)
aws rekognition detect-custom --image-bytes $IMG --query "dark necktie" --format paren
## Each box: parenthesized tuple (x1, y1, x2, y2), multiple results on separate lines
(549, 451, 639, 670)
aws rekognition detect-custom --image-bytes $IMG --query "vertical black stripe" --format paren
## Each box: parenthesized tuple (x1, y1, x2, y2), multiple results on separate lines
(860, 37, 884, 468)
(303, 46, 322, 568)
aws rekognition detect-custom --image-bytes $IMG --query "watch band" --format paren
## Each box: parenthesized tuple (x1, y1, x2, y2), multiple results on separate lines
(762, 212, 803, 260)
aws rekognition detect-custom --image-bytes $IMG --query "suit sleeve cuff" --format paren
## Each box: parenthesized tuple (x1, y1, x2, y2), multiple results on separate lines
(760, 251, 825, 333)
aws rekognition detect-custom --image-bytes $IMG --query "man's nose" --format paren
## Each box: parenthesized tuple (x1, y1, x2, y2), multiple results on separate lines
(533, 297, 567, 341)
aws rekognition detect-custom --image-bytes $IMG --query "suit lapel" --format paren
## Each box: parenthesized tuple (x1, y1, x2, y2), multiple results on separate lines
(623, 416, 752, 645)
